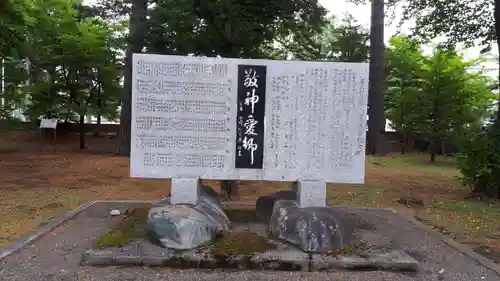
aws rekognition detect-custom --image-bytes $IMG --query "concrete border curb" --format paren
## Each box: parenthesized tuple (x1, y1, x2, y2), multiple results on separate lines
(0, 201, 97, 261)
(387, 208, 500, 275)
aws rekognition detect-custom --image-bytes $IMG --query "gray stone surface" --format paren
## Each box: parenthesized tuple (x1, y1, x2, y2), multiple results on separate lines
(256, 191, 296, 223)
(312, 249, 419, 272)
(311, 249, 419, 272)
(148, 185, 230, 250)
(1, 201, 500, 281)
(0, 201, 96, 260)
(83, 219, 312, 271)
(338, 249, 420, 271)
(269, 200, 354, 253)
(82, 206, 415, 271)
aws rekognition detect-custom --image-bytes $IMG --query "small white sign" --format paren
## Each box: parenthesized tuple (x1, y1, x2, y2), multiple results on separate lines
(40, 118, 58, 129)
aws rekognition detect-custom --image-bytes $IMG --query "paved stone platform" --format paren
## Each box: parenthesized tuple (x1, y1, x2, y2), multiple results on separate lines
(81, 203, 419, 271)
(0, 201, 499, 281)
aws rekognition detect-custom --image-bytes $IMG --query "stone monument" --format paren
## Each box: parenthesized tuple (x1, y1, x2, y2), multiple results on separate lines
(131, 55, 368, 208)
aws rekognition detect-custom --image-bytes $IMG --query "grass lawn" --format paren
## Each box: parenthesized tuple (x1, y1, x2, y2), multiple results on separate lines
(1, 131, 500, 262)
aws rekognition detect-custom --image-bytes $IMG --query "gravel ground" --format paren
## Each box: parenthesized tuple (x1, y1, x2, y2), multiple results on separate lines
(0, 202, 499, 281)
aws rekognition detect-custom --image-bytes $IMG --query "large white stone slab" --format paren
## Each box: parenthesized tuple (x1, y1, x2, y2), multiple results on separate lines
(130, 54, 368, 184)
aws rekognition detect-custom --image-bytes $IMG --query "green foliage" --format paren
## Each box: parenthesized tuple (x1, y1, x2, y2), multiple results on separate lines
(396, 0, 494, 52)
(274, 14, 370, 62)
(386, 36, 495, 160)
(328, 14, 370, 62)
(0, 0, 124, 149)
(94, 207, 149, 248)
(457, 123, 500, 198)
(145, 0, 328, 58)
(0, 0, 28, 57)
(8, 0, 124, 123)
(385, 36, 425, 137)
(387, 0, 500, 197)
(418, 49, 490, 140)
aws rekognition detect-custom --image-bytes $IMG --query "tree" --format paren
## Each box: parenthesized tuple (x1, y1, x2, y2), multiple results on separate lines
(0, 0, 28, 124)
(329, 14, 370, 62)
(118, 0, 147, 156)
(394, 0, 500, 195)
(398, 0, 495, 52)
(143, 0, 327, 59)
(419, 48, 493, 162)
(366, 0, 387, 155)
(274, 14, 370, 62)
(0, 0, 26, 57)
(385, 36, 425, 154)
(386, 37, 495, 162)
(11, 0, 123, 148)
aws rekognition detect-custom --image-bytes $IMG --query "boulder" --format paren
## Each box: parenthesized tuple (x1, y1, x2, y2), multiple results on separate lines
(147, 185, 230, 250)
(200, 184, 220, 200)
(269, 200, 354, 253)
(256, 191, 296, 223)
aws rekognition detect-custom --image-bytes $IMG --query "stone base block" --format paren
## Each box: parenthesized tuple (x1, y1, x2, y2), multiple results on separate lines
(171, 178, 200, 205)
(296, 180, 326, 208)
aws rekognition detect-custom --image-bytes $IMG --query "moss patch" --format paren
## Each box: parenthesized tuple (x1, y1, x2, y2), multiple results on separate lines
(211, 231, 276, 257)
(345, 213, 377, 230)
(94, 207, 151, 248)
(327, 241, 369, 256)
(224, 208, 257, 223)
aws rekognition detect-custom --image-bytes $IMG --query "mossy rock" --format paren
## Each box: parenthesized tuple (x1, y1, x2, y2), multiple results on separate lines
(95, 207, 262, 250)
(211, 231, 276, 257)
(327, 241, 370, 256)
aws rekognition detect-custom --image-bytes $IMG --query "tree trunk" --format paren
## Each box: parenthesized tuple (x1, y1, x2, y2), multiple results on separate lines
(79, 114, 85, 149)
(399, 81, 405, 155)
(430, 116, 440, 164)
(430, 66, 442, 163)
(429, 141, 437, 163)
(487, 0, 500, 198)
(401, 132, 406, 155)
(366, 0, 388, 156)
(1, 59, 5, 113)
(495, 0, 500, 123)
(96, 112, 101, 136)
(118, 0, 148, 156)
(95, 94, 101, 137)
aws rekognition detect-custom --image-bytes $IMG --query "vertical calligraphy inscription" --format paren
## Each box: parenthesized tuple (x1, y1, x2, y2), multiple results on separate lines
(235, 65, 267, 169)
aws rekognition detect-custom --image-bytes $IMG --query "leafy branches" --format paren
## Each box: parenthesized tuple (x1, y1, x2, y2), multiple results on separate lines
(386, 36, 495, 161)
(274, 13, 370, 62)
(398, 0, 495, 52)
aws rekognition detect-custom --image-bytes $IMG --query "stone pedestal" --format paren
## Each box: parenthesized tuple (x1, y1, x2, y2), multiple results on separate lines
(171, 178, 200, 205)
(295, 180, 326, 208)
